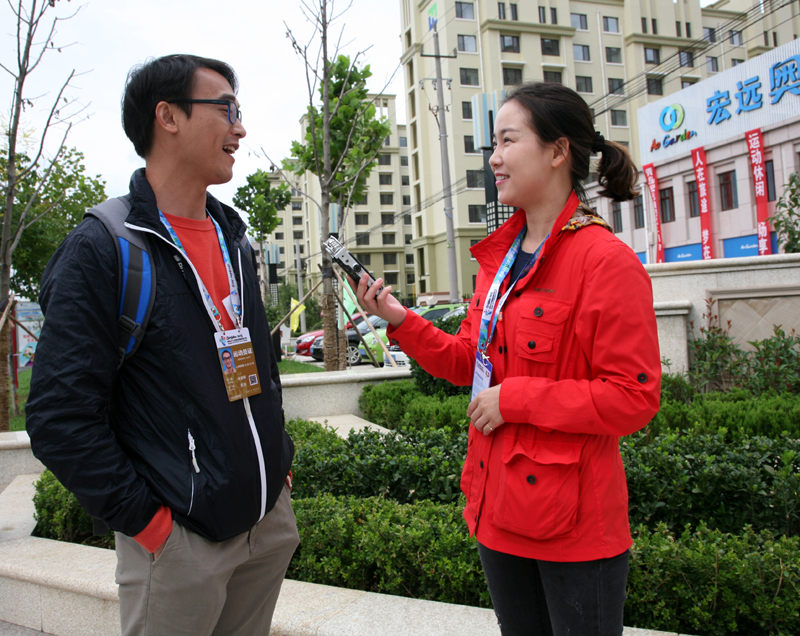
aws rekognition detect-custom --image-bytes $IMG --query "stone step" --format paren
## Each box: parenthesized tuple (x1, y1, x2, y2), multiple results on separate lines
(0, 475, 39, 543)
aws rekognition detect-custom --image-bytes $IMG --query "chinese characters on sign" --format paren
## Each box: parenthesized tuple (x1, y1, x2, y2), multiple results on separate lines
(690, 148, 714, 260)
(642, 164, 665, 263)
(745, 128, 772, 255)
(769, 54, 800, 104)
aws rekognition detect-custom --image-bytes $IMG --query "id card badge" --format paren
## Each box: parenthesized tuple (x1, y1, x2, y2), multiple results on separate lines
(471, 351, 493, 401)
(215, 328, 262, 402)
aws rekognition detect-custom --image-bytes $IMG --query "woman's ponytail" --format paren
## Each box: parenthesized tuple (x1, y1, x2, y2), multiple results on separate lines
(596, 140, 639, 202)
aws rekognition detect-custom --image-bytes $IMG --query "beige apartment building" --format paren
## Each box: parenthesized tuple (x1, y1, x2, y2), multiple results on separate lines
(399, 0, 800, 290)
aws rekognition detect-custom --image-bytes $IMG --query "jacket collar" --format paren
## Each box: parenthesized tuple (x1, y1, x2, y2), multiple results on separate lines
(470, 191, 580, 273)
(125, 168, 247, 244)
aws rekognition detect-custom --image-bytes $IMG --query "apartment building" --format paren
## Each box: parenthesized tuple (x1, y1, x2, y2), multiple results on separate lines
(399, 0, 800, 290)
(263, 95, 415, 301)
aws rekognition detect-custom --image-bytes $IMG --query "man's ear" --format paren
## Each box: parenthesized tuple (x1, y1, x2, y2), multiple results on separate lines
(154, 101, 180, 135)
(551, 137, 570, 168)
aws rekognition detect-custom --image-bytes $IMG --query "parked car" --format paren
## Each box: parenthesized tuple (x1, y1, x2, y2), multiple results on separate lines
(294, 312, 369, 356)
(310, 314, 387, 365)
(360, 302, 467, 363)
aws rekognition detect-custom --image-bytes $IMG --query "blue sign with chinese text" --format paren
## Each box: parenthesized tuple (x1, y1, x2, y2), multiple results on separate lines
(722, 233, 779, 258)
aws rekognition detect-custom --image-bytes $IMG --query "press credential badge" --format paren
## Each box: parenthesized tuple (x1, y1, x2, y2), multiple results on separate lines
(216, 328, 262, 401)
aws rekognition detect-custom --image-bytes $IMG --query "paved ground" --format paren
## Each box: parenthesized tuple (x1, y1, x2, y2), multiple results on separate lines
(0, 622, 44, 635)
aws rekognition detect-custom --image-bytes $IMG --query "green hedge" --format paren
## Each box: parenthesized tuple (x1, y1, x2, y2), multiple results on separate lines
(358, 381, 470, 432)
(408, 313, 471, 398)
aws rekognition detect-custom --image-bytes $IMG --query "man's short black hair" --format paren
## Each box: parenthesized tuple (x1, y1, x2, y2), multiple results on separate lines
(122, 54, 238, 158)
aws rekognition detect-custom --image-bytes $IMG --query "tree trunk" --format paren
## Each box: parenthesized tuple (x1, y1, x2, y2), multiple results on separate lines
(338, 326, 347, 369)
(0, 320, 11, 432)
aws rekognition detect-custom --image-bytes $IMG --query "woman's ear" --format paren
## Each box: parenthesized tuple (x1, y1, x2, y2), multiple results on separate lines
(552, 137, 570, 167)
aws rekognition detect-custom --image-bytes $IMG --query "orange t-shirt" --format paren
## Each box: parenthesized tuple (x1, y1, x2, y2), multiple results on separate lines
(162, 211, 236, 331)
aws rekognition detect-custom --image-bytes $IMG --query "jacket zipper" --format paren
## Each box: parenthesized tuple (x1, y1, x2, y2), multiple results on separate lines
(187, 429, 199, 515)
(126, 221, 268, 521)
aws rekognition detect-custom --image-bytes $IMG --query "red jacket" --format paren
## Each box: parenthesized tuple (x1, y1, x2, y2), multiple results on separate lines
(388, 192, 661, 561)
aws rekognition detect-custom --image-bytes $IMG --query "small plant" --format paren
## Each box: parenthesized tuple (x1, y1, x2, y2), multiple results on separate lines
(745, 325, 800, 395)
(687, 299, 748, 394)
(660, 358, 694, 404)
(769, 171, 800, 253)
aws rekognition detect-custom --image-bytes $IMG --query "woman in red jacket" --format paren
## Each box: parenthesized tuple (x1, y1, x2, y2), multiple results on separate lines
(353, 82, 661, 636)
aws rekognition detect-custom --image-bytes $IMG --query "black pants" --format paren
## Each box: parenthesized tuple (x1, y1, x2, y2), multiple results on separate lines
(478, 543, 630, 636)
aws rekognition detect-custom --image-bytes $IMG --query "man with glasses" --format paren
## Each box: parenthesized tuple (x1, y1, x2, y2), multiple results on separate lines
(27, 54, 298, 636)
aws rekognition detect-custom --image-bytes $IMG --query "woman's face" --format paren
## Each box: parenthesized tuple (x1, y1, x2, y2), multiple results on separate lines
(489, 100, 561, 211)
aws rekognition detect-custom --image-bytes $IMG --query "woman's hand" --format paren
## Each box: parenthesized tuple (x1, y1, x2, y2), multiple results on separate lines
(468, 385, 505, 435)
(350, 273, 407, 328)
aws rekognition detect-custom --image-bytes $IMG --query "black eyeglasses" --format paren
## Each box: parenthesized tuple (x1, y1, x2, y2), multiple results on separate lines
(168, 99, 242, 124)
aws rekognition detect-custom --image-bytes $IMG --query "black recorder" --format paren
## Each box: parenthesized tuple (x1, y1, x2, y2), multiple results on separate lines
(323, 236, 383, 292)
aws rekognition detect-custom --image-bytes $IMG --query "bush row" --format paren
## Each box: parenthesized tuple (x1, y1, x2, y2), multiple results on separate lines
(288, 495, 800, 636)
(358, 381, 470, 432)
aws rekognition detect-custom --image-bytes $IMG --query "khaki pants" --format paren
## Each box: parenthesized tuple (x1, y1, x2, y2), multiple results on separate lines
(115, 484, 299, 636)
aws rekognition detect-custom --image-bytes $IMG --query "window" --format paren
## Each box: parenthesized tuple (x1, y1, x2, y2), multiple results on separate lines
(276, 217, 283, 225)
(603, 16, 619, 33)
(458, 35, 477, 52)
(279, 246, 285, 254)
(462, 101, 473, 119)
(406, 273, 415, 285)
(360, 254, 371, 265)
(293, 230, 304, 239)
(293, 244, 304, 254)
(501, 35, 520, 52)
(774, 32, 778, 47)
(706, 56, 718, 73)
(608, 78, 624, 94)
(703, 27, 716, 42)
(551, 8, 557, 24)
(538, 6, 546, 23)
(766, 160, 776, 201)
(729, 30, 743, 45)
(455, 1, 474, 19)
(503, 67, 523, 85)
(381, 213, 394, 225)
(576, 76, 593, 93)
(466, 170, 485, 188)
(574, 44, 590, 61)
(401, 175, 410, 186)
(379, 173, 393, 185)
(469, 204, 487, 223)
(651, 19, 658, 35)
(641, 17, 647, 33)
(543, 71, 562, 84)
(464, 135, 478, 153)
(460, 68, 480, 85)
(645, 48, 660, 64)
(676, 21, 682, 37)
(719, 171, 738, 210)
(687, 181, 700, 218)
(510, 3, 517, 20)
(380, 193, 394, 205)
(686, 23, 691, 38)
(383, 253, 397, 266)
(612, 202, 623, 233)
(405, 234, 412, 245)
(292, 201, 302, 210)
(403, 195, 411, 206)
(384, 273, 398, 285)
(382, 233, 396, 245)
(275, 232, 284, 240)
(681, 79, 695, 89)
(355, 213, 369, 225)
(404, 214, 412, 226)
(498, 2, 506, 19)
(405, 253, 414, 265)
(633, 195, 644, 229)
(659, 187, 675, 223)
(647, 78, 663, 95)
(378, 154, 391, 165)
(399, 136, 407, 147)
(541, 39, 560, 56)
(400, 156, 409, 167)
(292, 216, 302, 225)
(732, 59, 744, 67)
(606, 47, 622, 64)
(571, 13, 588, 30)
(611, 109, 627, 126)
(764, 31, 769, 46)
(680, 51, 694, 67)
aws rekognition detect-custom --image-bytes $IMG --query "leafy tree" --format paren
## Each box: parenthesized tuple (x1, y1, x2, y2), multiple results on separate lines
(770, 172, 800, 254)
(2, 148, 105, 299)
(276, 282, 322, 334)
(283, 1, 392, 371)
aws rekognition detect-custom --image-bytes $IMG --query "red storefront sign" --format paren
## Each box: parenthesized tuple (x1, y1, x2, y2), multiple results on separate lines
(642, 164, 665, 263)
(691, 147, 714, 260)
(745, 128, 772, 255)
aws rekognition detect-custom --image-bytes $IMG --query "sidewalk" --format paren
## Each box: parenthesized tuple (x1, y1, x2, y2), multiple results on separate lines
(0, 621, 43, 635)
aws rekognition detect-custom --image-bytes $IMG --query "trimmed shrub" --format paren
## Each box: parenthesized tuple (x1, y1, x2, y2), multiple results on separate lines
(359, 381, 470, 432)
(408, 313, 471, 397)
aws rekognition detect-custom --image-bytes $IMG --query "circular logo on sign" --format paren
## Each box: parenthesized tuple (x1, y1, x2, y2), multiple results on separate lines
(659, 104, 685, 132)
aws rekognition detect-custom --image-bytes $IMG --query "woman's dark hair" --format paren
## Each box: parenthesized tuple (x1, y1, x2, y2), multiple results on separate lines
(122, 54, 238, 158)
(505, 82, 638, 202)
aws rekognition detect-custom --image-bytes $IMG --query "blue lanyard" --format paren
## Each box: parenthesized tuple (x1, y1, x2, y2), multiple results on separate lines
(159, 210, 242, 330)
(477, 228, 547, 353)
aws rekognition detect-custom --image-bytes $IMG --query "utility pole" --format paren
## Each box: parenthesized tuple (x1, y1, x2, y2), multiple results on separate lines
(420, 21, 460, 303)
(294, 239, 307, 332)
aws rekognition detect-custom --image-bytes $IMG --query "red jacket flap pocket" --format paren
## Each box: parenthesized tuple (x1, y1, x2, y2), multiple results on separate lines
(518, 298, 572, 325)
(502, 439, 582, 465)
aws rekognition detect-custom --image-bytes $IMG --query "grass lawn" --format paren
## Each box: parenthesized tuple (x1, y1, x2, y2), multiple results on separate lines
(10, 367, 31, 432)
(278, 359, 324, 374)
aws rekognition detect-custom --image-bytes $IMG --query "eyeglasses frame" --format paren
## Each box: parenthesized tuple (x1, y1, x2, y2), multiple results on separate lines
(167, 99, 242, 125)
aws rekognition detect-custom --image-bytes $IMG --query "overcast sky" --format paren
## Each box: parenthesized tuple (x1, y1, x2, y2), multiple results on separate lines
(1, 0, 406, 209)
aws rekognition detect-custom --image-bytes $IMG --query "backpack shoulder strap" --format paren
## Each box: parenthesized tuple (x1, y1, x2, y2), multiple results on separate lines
(84, 197, 156, 367)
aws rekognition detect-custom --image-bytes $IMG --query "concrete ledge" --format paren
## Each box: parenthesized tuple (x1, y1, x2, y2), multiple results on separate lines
(0, 434, 44, 496)
(309, 415, 390, 437)
(654, 300, 693, 316)
(645, 252, 800, 276)
(0, 475, 39, 543)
